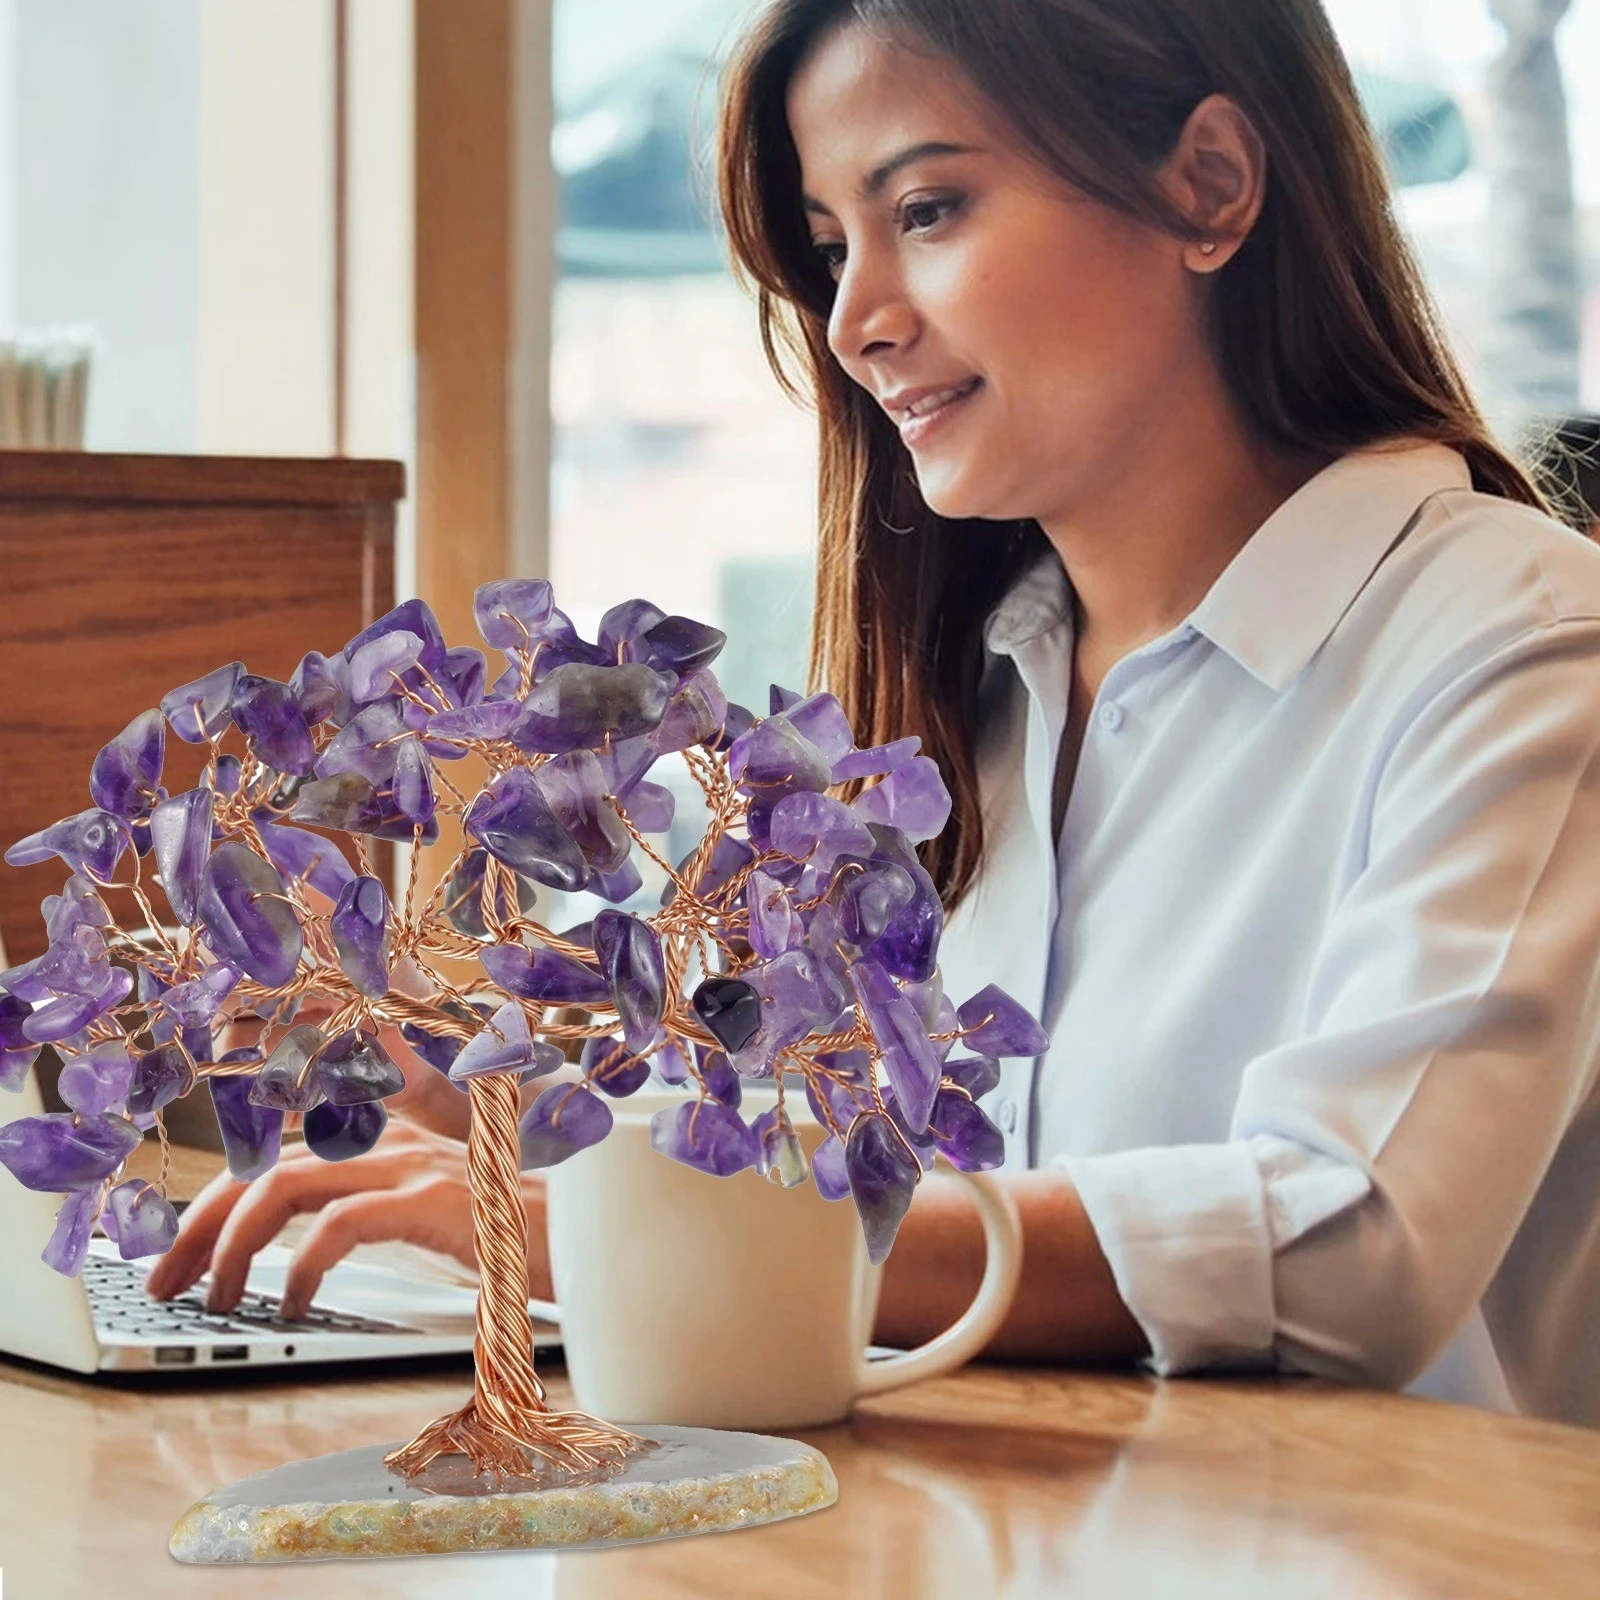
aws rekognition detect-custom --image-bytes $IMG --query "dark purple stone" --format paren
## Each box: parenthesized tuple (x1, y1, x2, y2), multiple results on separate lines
(812, 1132, 851, 1201)
(345, 598, 448, 674)
(832, 859, 916, 948)
(5, 808, 129, 883)
(260, 824, 357, 900)
(591, 857, 644, 904)
(510, 662, 674, 754)
(347, 630, 423, 703)
(692, 977, 761, 1055)
(197, 841, 303, 987)
(620, 780, 674, 834)
(1, 993, 43, 1090)
(845, 1110, 921, 1264)
(304, 1099, 388, 1162)
(598, 598, 666, 656)
(442, 646, 488, 707)
(428, 700, 521, 744)
(727, 715, 831, 796)
(156, 962, 238, 1027)
(860, 825, 942, 984)
(518, 1082, 613, 1169)
(697, 1049, 742, 1107)
(208, 1075, 284, 1181)
(232, 675, 317, 776)
(392, 738, 437, 825)
(22, 966, 133, 1043)
(290, 650, 346, 724)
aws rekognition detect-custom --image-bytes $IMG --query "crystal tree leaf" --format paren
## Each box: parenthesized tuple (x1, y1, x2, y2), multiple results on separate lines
(851, 960, 942, 1133)
(197, 841, 304, 987)
(650, 1099, 760, 1177)
(465, 768, 588, 892)
(845, 1111, 920, 1264)
(592, 910, 665, 1055)
(509, 663, 674, 754)
(150, 788, 215, 926)
(956, 983, 1051, 1057)
(105, 1179, 181, 1259)
(209, 1074, 284, 1181)
(0, 1112, 141, 1191)
(304, 1099, 389, 1162)
(331, 875, 391, 998)
(232, 674, 317, 775)
(519, 1082, 612, 1168)
(89, 709, 165, 821)
(161, 662, 243, 743)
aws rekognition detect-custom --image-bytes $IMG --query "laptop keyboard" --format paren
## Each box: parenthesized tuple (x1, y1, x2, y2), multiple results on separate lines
(84, 1253, 421, 1340)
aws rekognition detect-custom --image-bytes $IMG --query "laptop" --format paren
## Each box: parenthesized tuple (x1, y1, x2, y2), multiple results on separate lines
(0, 1067, 563, 1375)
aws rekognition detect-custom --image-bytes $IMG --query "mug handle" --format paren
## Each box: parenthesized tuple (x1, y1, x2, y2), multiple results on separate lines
(855, 1164, 1023, 1397)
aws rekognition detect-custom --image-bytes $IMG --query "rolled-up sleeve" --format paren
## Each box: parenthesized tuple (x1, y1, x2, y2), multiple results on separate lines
(1057, 616, 1600, 1385)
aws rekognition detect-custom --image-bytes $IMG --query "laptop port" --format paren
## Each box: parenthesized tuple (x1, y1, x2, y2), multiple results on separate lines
(154, 1347, 196, 1366)
(211, 1346, 249, 1363)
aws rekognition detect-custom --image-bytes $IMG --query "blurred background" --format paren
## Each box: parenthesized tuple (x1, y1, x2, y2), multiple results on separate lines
(0, 0, 1595, 715)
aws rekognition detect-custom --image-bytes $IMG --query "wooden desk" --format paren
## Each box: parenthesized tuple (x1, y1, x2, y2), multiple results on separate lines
(0, 449, 402, 963)
(1, 1358, 1596, 1597)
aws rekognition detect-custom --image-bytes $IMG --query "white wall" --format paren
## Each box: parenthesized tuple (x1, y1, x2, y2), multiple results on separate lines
(197, 0, 335, 455)
(12, 0, 199, 451)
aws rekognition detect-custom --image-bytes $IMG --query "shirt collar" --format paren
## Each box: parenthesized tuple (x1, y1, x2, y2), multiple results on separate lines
(983, 440, 1471, 689)
(1187, 440, 1471, 691)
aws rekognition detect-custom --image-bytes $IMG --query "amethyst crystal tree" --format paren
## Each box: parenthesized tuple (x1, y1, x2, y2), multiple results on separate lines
(0, 581, 1046, 1484)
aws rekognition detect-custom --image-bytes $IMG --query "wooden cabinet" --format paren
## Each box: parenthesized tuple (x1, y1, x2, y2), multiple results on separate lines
(0, 451, 402, 962)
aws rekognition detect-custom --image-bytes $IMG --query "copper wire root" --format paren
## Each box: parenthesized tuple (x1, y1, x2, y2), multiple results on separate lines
(384, 1071, 643, 1485)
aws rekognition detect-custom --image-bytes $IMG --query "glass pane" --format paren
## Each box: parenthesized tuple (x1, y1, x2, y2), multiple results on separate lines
(550, 0, 817, 723)
(549, 0, 818, 923)
(1325, 0, 1600, 432)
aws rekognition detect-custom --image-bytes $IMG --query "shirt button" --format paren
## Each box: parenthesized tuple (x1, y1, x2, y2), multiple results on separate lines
(1097, 702, 1125, 732)
(997, 1098, 1019, 1134)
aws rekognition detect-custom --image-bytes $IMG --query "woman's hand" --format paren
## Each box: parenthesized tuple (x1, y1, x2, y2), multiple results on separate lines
(144, 1120, 552, 1319)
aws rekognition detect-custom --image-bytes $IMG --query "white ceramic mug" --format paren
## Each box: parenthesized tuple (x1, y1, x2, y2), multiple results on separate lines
(545, 1088, 1023, 1430)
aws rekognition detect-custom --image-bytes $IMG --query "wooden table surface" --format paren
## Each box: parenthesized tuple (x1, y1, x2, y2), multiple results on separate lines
(2, 1352, 1598, 1599)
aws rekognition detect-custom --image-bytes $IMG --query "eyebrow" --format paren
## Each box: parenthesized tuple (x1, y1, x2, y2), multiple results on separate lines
(802, 140, 978, 216)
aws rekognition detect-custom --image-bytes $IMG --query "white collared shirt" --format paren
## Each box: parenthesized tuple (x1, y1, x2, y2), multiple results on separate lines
(937, 440, 1600, 1426)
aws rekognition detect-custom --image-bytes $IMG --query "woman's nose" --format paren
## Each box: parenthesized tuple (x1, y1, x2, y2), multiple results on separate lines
(827, 254, 917, 368)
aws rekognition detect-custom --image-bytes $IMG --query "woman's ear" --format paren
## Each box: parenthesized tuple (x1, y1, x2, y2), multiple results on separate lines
(1159, 93, 1268, 275)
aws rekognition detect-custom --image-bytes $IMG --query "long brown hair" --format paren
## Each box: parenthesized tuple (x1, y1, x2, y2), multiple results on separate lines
(717, 0, 1545, 909)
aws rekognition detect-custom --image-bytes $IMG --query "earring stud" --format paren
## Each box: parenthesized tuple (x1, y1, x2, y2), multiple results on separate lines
(1199, 240, 1219, 256)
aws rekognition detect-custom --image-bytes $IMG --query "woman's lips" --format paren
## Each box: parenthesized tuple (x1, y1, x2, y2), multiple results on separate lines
(894, 378, 982, 447)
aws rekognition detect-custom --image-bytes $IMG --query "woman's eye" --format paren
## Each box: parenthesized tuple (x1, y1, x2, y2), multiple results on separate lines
(812, 239, 847, 276)
(899, 194, 961, 234)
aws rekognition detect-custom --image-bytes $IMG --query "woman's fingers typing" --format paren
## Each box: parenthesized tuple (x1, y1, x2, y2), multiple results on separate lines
(278, 1173, 478, 1319)
(145, 1121, 472, 1314)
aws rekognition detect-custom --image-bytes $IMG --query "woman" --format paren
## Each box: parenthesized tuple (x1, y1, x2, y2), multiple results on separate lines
(154, 0, 1600, 1426)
